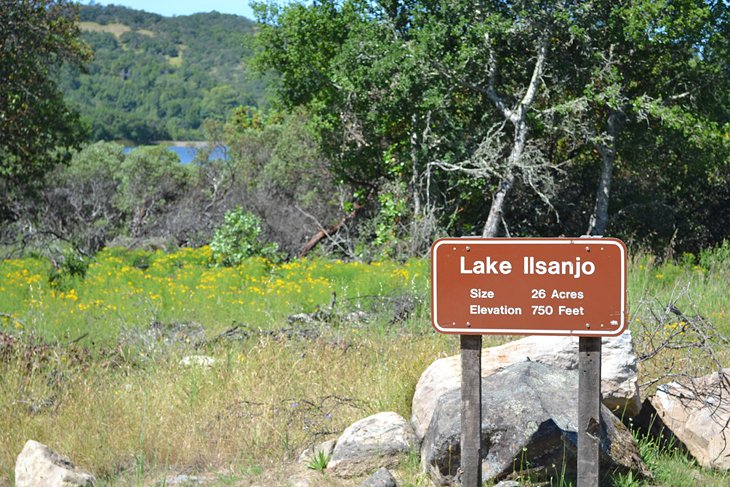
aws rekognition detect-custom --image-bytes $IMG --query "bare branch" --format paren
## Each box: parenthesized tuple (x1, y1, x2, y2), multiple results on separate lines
(429, 122, 508, 180)
(669, 91, 690, 101)
(633, 283, 730, 396)
(484, 33, 514, 121)
(519, 36, 549, 112)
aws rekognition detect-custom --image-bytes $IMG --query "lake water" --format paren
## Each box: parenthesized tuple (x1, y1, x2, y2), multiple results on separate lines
(123, 144, 228, 164)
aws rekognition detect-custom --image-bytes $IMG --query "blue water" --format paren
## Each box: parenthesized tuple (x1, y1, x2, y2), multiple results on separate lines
(123, 145, 228, 164)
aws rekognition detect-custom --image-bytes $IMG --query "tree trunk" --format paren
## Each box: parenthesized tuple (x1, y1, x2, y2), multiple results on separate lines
(482, 120, 528, 238)
(482, 175, 513, 238)
(410, 113, 422, 220)
(482, 38, 547, 238)
(587, 110, 619, 236)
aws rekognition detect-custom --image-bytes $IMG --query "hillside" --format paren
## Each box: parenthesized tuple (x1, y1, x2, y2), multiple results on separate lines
(57, 4, 273, 143)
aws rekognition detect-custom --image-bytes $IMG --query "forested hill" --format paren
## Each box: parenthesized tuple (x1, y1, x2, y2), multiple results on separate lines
(57, 4, 272, 143)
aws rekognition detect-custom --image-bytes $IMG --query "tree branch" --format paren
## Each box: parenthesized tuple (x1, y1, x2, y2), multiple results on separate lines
(520, 36, 548, 112)
(485, 33, 514, 121)
(486, 34, 548, 125)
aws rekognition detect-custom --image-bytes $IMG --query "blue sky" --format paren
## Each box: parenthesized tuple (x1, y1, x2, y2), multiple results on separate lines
(89, 1, 256, 19)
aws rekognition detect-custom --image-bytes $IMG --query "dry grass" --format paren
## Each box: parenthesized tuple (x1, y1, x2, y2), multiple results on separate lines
(166, 55, 183, 67)
(79, 22, 132, 38)
(0, 329, 455, 485)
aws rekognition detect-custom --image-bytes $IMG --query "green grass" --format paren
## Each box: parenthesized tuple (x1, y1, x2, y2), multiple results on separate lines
(1, 243, 729, 486)
(627, 245, 730, 335)
(624, 425, 730, 487)
(0, 247, 428, 344)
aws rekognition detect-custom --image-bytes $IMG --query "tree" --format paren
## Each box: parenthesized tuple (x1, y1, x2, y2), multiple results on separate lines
(0, 0, 91, 186)
(254, 1, 586, 241)
(570, 0, 730, 239)
(419, 1, 578, 237)
(253, 1, 467, 254)
(254, 0, 729, 252)
(56, 4, 269, 144)
(41, 142, 126, 253)
(221, 107, 345, 256)
(118, 146, 195, 237)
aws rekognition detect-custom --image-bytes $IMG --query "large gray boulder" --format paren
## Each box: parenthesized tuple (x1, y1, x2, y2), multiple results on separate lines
(421, 362, 650, 485)
(412, 332, 640, 441)
(15, 440, 95, 487)
(328, 412, 416, 478)
(636, 368, 730, 470)
(358, 467, 398, 487)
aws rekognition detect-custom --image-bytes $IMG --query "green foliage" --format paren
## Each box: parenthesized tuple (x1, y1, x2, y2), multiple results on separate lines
(47, 249, 91, 292)
(45, 141, 127, 251)
(0, 0, 92, 186)
(0, 245, 430, 342)
(699, 240, 730, 272)
(118, 146, 195, 237)
(253, 0, 730, 255)
(373, 182, 409, 257)
(628, 425, 730, 487)
(9, 108, 340, 257)
(210, 208, 280, 266)
(216, 107, 343, 256)
(611, 470, 640, 487)
(305, 449, 330, 473)
(252, 0, 416, 187)
(36, 141, 196, 251)
(57, 5, 273, 143)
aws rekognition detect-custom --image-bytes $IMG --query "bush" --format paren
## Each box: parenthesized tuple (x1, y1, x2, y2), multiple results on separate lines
(209, 207, 280, 265)
(47, 249, 91, 291)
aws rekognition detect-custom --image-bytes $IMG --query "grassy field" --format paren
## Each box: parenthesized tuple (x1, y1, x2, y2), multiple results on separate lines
(79, 22, 135, 38)
(1, 244, 729, 486)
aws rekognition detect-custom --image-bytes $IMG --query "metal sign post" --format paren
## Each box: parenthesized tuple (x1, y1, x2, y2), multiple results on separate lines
(431, 238, 626, 486)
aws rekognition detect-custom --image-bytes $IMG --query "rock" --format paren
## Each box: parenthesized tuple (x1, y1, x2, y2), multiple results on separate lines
(359, 467, 397, 487)
(636, 368, 730, 470)
(599, 332, 642, 416)
(412, 332, 640, 441)
(494, 482, 521, 487)
(298, 439, 337, 464)
(344, 310, 370, 325)
(119, 320, 206, 355)
(161, 474, 206, 485)
(179, 355, 215, 367)
(420, 362, 650, 485)
(287, 477, 310, 487)
(15, 440, 95, 487)
(107, 236, 175, 251)
(328, 412, 417, 478)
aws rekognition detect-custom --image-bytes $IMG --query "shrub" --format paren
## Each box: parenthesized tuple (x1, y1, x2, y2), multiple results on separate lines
(209, 207, 280, 265)
(47, 249, 90, 291)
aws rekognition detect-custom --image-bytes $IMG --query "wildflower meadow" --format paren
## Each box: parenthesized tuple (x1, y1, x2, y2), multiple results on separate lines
(1, 244, 729, 486)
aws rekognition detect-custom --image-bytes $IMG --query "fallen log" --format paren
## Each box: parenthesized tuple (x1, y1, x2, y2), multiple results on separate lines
(298, 202, 364, 258)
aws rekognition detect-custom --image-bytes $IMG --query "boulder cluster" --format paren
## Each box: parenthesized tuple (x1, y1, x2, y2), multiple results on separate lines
(297, 331, 729, 485)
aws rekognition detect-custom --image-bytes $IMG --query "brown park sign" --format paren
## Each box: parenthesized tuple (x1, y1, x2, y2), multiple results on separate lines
(431, 238, 627, 336)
